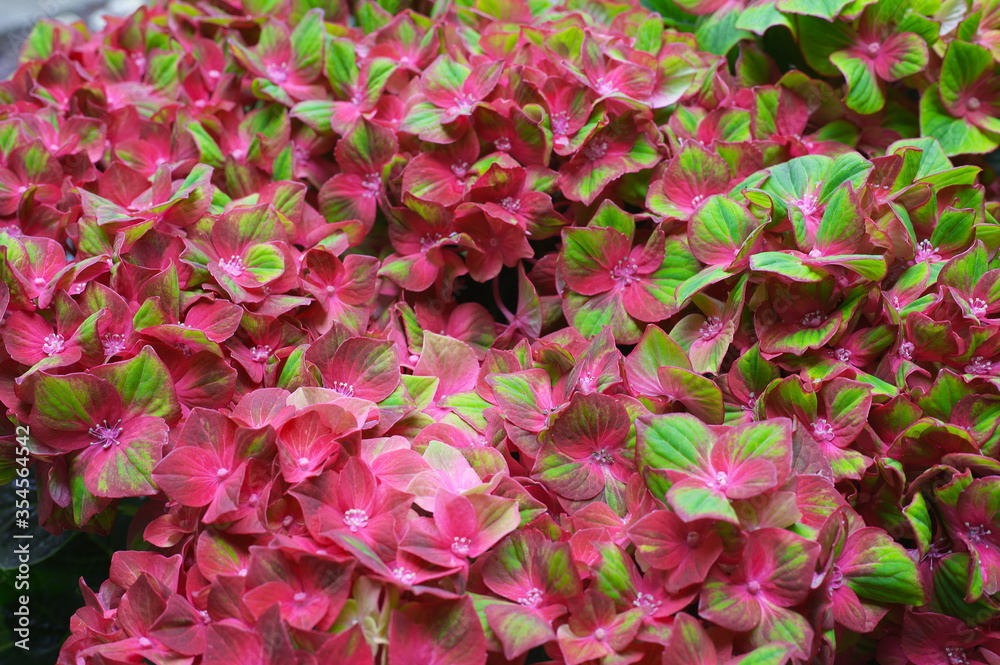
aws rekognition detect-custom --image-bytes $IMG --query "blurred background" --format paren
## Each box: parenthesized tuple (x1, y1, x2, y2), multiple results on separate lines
(0, 0, 145, 78)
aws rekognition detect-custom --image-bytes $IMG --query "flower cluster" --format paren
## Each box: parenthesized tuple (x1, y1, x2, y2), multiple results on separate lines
(0, 0, 999, 663)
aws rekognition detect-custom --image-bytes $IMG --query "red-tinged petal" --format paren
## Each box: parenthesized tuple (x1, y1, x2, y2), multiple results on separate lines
(402, 153, 467, 206)
(688, 195, 756, 266)
(152, 445, 225, 507)
(388, 598, 487, 665)
(30, 373, 124, 451)
(486, 369, 553, 432)
(335, 119, 399, 175)
(831, 583, 879, 633)
(743, 528, 821, 607)
(484, 603, 556, 661)
(874, 32, 929, 82)
(663, 613, 716, 665)
(667, 478, 739, 524)
(699, 573, 763, 632)
(80, 416, 167, 498)
(319, 173, 380, 226)
(621, 279, 675, 322)
(242, 581, 329, 630)
(326, 337, 400, 402)
(560, 226, 630, 295)
(629, 511, 723, 589)
(533, 448, 606, 501)
(413, 332, 478, 399)
(657, 366, 726, 424)
(2, 311, 61, 366)
(203, 622, 265, 665)
(549, 392, 630, 459)
(379, 253, 441, 292)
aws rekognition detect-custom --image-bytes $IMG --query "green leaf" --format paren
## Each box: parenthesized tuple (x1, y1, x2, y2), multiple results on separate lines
(669, 482, 739, 523)
(939, 41, 993, 112)
(32, 373, 118, 435)
(779, 0, 851, 19)
(185, 122, 225, 167)
(90, 346, 180, 423)
(243, 243, 286, 283)
(903, 492, 934, 554)
(290, 9, 324, 79)
(843, 529, 925, 605)
(688, 195, 756, 266)
(920, 85, 999, 156)
(750, 252, 828, 282)
(830, 52, 883, 114)
(637, 413, 713, 478)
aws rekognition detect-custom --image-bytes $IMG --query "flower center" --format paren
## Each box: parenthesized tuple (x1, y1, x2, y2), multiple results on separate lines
(392, 567, 417, 584)
(88, 420, 123, 449)
(451, 536, 472, 556)
(250, 345, 272, 362)
(218, 254, 245, 277)
(42, 333, 65, 356)
(102, 333, 127, 357)
(551, 112, 569, 136)
(968, 97, 981, 111)
(499, 196, 521, 213)
(970, 298, 988, 316)
(293, 592, 307, 603)
(699, 316, 723, 340)
(610, 258, 639, 285)
(829, 564, 845, 591)
(590, 449, 614, 465)
(797, 193, 819, 216)
(800, 311, 825, 328)
(216, 467, 229, 477)
(594, 77, 617, 96)
(899, 341, 915, 360)
(746, 580, 761, 595)
(331, 381, 355, 397)
(266, 63, 289, 84)
(593, 627, 607, 642)
(518, 587, 543, 607)
(420, 233, 444, 251)
(965, 356, 993, 375)
(865, 42, 880, 57)
(812, 419, 836, 442)
(946, 647, 970, 665)
(361, 172, 381, 198)
(584, 140, 608, 162)
(965, 522, 993, 547)
(914, 239, 941, 263)
(834, 348, 852, 363)
(138, 637, 153, 648)
(713, 470, 729, 490)
(451, 161, 469, 177)
(343, 509, 369, 532)
(495, 137, 511, 152)
(685, 531, 701, 547)
(450, 92, 476, 115)
(632, 593, 661, 614)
